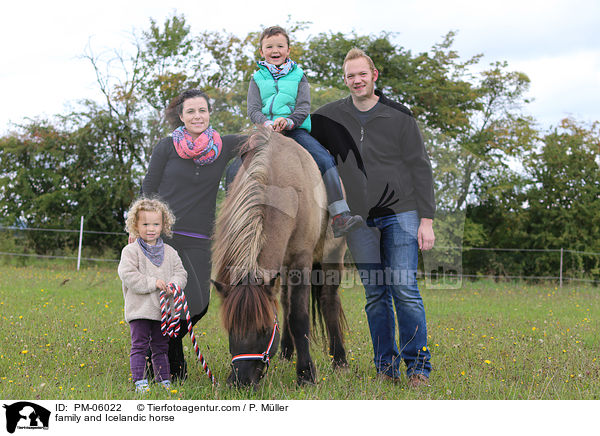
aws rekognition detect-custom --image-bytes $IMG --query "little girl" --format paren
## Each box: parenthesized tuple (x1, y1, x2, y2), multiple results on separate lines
(118, 197, 187, 392)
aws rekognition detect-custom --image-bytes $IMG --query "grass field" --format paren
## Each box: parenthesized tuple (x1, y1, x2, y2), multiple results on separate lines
(1, 263, 598, 400)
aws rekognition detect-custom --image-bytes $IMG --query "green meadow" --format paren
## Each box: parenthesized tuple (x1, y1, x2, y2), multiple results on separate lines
(0, 263, 598, 400)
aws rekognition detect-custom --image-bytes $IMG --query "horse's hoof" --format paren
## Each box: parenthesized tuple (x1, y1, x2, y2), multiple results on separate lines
(296, 367, 316, 386)
(297, 377, 316, 386)
(332, 359, 349, 370)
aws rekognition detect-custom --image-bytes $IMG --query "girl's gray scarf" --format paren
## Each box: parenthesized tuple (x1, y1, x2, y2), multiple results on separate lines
(137, 237, 164, 267)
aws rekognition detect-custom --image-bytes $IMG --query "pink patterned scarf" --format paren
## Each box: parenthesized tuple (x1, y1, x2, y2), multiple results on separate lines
(172, 126, 222, 165)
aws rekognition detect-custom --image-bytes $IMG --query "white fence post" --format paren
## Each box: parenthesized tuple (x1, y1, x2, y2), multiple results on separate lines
(559, 247, 563, 288)
(77, 216, 84, 271)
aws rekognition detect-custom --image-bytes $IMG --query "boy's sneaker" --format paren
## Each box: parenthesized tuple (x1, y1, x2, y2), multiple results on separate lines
(134, 379, 150, 393)
(160, 380, 172, 390)
(331, 212, 363, 238)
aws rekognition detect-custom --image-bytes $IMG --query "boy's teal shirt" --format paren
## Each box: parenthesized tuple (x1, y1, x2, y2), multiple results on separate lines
(253, 63, 311, 132)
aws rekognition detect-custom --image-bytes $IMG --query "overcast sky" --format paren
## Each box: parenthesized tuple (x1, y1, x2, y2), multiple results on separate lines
(1, 0, 599, 135)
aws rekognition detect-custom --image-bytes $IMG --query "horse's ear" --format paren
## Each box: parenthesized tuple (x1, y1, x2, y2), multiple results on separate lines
(265, 272, 280, 295)
(211, 280, 228, 297)
(269, 272, 280, 287)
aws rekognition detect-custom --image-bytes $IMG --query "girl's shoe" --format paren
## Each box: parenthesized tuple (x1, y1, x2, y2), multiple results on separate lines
(135, 379, 150, 393)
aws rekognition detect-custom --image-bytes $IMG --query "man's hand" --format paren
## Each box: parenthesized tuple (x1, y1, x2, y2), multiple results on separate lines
(418, 218, 435, 251)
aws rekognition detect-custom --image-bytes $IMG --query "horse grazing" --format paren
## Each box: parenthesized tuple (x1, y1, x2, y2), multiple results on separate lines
(212, 127, 348, 387)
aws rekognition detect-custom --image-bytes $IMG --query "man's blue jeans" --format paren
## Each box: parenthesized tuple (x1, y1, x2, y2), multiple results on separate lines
(346, 210, 431, 378)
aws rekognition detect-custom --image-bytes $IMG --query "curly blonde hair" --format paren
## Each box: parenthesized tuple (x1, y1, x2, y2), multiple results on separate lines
(125, 197, 176, 238)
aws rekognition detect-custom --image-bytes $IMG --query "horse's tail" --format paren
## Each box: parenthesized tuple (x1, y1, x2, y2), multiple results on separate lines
(310, 269, 325, 340)
(212, 128, 272, 286)
(310, 262, 348, 345)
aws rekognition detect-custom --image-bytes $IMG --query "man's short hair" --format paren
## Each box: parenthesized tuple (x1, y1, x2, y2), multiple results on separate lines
(343, 48, 376, 74)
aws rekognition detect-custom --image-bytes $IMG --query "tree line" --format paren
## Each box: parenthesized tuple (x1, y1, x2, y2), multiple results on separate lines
(1, 14, 598, 281)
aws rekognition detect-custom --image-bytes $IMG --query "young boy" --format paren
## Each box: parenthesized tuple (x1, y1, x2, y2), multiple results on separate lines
(247, 25, 362, 237)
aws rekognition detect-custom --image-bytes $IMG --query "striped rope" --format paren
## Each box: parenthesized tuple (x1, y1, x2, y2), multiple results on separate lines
(159, 283, 216, 385)
(159, 286, 182, 338)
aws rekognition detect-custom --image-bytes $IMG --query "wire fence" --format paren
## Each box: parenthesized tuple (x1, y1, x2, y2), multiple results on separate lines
(1, 223, 599, 285)
(459, 246, 599, 285)
(1, 221, 126, 268)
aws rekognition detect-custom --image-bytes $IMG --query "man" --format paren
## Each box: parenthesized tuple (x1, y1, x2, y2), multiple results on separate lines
(311, 48, 435, 387)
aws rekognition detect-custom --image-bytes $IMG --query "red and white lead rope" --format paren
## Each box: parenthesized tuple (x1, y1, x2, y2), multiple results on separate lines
(160, 283, 216, 385)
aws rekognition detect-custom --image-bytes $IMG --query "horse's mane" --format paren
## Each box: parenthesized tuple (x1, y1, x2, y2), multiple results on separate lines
(212, 128, 273, 287)
(212, 128, 279, 336)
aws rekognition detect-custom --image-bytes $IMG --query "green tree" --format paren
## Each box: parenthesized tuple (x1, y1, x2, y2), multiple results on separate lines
(523, 119, 600, 279)
(0, 113, 140, 254)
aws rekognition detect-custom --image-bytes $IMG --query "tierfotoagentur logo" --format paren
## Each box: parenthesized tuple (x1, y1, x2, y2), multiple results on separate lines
(2, 402, 50, 434)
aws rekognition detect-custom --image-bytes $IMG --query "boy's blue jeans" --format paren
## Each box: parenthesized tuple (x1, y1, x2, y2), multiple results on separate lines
(345, 210, 432, 378)
(285, 129, 348, 216)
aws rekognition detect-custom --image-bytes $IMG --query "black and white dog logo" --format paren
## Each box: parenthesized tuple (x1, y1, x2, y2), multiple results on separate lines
(3, 402, 50, 433)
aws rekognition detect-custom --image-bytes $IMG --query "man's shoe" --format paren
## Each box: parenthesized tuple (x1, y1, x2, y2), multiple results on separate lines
(376, 372, 401, 384)
(407, 373, 430, 388)
(331, 212, 363, 238)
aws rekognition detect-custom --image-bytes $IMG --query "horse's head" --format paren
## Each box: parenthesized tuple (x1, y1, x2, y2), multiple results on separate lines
(213, 275, 280, 388)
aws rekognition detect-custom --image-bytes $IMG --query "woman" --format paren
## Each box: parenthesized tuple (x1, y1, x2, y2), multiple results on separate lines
(142, 89, 244, 380)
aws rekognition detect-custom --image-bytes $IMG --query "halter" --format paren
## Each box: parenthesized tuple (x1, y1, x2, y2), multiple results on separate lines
(231, 319, 279, 369)
(160, 283, 216, 385)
